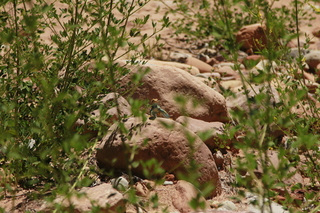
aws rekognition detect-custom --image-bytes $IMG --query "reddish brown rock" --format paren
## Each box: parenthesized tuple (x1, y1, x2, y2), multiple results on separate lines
(266, 150, 304, 185)
(41, 183, 125, 212)
(236, 23, 268, 54)
(242, 55, 263, 68)
(312, 26, 320, 38)
(119, 64, 229, 122)
(207, 57, 220, 66)
(98, 92, 132, 123)
(145, 60, 200, 75)
(304, 50, 320, 71)
(185, 56, 214, 73)
(176, 116, 227, 150)
(213, 66, 239, 78)
(96, 117, 222, 197)
(152, 180, 208, 212)
(73, 93, 131, 136)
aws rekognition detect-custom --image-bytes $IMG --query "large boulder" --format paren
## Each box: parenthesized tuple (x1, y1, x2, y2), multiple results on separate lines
(119, 64, 229, 122)
(96, 117, 222, 197)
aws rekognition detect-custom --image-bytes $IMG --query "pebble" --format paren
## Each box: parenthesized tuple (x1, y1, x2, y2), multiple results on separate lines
(110, 176, 129, 190)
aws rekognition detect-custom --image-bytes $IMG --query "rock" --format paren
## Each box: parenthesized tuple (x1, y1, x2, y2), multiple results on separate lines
(185, 56, 214, 73)
(198, 48, 218, 58)
(213, 151, 224, 170)
(304, 50, 320, 71)
(96, 117, 222, 197)
(219, 80, 243, 92)
(145, 60, 200, 75)
(110, 176, 129, 191)
(246, 192, 289, 213)
(175, 116, 227, 150)
(134, 181, 150, 197)
(312, 29, 320, 39)
(250, 60, 278, 76)
(288, 48, 310, 59)
(207, 57, 220, 66)
(195, 72, 221, 79)
(236, 23, 268, 54)
(191, 210, 251, 213)
(41, 183, 125, 212)
(218, 200, 237, 211)
(213, 66, 239, 78)
(73, 93, 131, 136)
(266, 150, 304, 185)
(119, 64, 229, 122)
(95, 92, 132, 123)
(215, 62, 245, 69)
(148, 180, 208, 212)
(170, 52, 191, 62)
(312, 26, 320, 38)
(226, 83, 280, 114)
(242, 55, 263, 68)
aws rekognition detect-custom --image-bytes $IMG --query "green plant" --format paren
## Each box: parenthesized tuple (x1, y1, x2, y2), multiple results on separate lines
(164, 0, 320, 211)
(0, 0, 169, 211)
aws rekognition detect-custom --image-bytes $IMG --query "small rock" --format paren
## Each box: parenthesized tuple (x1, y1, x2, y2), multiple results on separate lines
(163, 181, 174, 185)
(213, 150, 224, 170)
(236, 23, 268, 54)
(195, 72, 221, 79)
(242, 55, 263, 68)
(149, 180, 207, 212)
(288, 48, 310, 59)
(207, 57, 220, 66)
(246, 192, 289, 213)
(249, 59, 278, 76)
(145, 60, 200, 75)
(304, 50, 320, 71)
(170, 52, 191, 62)
(213, 66, 239, 78)
(218, 200, 237, 211)
(134, 182, 149, 197)
(110, 176, 129, 191)
(41, 183, 125, 212)
(185, 56, 214, 73)
(219, 80, 243, 92)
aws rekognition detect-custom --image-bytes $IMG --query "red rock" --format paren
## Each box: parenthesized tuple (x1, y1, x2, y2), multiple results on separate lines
(119, 64, 229, 122)
(145, 60, 200, 75)
(41, 183, 125, 212)
(185, 56, 214, 73)
(96, 117, 222, 197)
(175, 116, 228, 150)
(236, 23, 268, 54)
(213, 66, 239, 78)
(207, 57, 220, 66)
(305, 50, 320, 71)
(148, 180, 208, 212)
(312, 26, 320, 38)
(242, 55, 264, 68)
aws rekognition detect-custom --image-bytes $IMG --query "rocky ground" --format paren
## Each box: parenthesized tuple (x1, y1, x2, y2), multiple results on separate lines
(1, 0, 320, 212)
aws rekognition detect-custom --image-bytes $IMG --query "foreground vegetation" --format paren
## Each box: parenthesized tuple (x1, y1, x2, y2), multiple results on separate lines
(0, 0, 319, 212)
